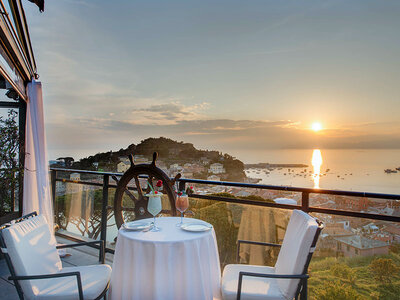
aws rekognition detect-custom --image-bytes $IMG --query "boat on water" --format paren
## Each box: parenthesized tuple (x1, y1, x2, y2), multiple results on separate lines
(385, 169, 397, 173)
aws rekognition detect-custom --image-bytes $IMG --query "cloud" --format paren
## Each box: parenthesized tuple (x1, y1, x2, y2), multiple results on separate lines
(60, 0, 94, 7)
(129, 101, 210, 125)
(46, 113, 400, 160)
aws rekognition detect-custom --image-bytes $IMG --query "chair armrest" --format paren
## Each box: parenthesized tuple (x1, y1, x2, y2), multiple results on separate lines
(57, 240, 105, 264)
(9, 272, 84, 300)
(236, 240, 281, 263)
(236, 271, 309, 300)
(56, 240, 104, 249)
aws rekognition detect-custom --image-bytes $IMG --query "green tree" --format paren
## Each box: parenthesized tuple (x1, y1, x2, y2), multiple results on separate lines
(0, 110, 19, 216)
(330, 263, 357, 285)
(222, 154, 246, 181)
(192, 199, 238, 266)
(376, 283, 400, 300)
(314, 280, 360, 300)
(369, 258, 400, 283)
(369, 291, 379, 300)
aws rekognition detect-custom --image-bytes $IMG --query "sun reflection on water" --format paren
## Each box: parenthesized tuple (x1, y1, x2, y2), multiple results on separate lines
(312, 149, 323, 188)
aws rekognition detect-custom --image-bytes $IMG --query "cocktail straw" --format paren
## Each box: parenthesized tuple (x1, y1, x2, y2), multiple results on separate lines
(147, 180, 155, 193)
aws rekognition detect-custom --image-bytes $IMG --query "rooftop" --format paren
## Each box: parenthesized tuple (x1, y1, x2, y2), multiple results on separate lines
(333, 235, 389, 250)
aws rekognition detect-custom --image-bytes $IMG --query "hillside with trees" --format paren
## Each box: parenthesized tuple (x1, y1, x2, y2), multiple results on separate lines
(69, 137, 246, 181)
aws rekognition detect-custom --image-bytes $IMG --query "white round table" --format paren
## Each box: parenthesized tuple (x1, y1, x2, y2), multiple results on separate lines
(109, 217, 221, 300)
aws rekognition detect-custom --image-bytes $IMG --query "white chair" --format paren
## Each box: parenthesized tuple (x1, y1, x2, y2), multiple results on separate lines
(0, 212, 112, 300)
(221, 210, 323, 300)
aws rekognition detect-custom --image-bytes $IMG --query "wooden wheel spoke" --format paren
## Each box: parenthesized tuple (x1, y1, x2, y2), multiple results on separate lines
(171, 173, 181, 189)
(123, 187, 138, 203)
(133, 175, 144, 199)
(121, 207, 135, 211)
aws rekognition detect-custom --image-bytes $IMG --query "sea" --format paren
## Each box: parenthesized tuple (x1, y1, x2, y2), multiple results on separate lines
(230, 149, 400, 195)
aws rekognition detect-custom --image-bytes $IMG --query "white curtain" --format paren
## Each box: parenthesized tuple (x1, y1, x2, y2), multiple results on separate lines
(23, 80, 54, 230)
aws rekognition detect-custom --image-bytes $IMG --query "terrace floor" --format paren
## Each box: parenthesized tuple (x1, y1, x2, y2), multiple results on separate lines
(0, 237, 114, 299)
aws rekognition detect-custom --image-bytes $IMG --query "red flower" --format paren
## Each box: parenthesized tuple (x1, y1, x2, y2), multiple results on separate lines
(156, 180, 163, 187)
(155, 191, 158, 194)
(190, 186, 194, 190)
(178, 192, 183, 196)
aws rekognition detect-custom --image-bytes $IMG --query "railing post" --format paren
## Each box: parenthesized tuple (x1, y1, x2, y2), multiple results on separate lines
(51, 170, 57, 202)
(50, 170, 58, 230)
(100, 174, 109, 262)
(51, 170, 57, 216)
(301, 192, 309, 213)
(178, 180, 186, 193)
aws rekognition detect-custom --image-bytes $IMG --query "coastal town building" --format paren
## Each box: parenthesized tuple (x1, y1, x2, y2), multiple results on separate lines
(70, 173, 80, 181)
(117, 155, 150, 172)
(333, 235, 389, 257)
(169, 163, 183, 172)
(157, 160, 167, 171)
(371, 233, 391, 244)
(200, 157, 211, 165)
(383, 224, 400, 243)
(323, 222, 352, 236)
(182, 171, 194, 178)
(209, 163, 225, 174)
(117, 161, 130, 173)
(335, 196, 368, 211)
(207, 175, 221, 181)
(133, 155, 148, 164)
(362, 223, 379, 234)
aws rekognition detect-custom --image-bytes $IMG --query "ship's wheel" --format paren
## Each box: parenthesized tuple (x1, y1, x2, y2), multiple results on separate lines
(113, 152, 181, 229)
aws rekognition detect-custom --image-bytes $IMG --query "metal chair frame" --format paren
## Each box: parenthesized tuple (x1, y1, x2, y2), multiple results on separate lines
(235, 218, 324, 300)
(0, 212, 108, 300)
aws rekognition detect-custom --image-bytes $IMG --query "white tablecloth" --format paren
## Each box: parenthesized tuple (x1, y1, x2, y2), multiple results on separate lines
(109, 217, 221, 300)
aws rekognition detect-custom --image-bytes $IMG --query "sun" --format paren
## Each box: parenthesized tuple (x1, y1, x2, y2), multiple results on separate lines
(311, 122, 322, 132)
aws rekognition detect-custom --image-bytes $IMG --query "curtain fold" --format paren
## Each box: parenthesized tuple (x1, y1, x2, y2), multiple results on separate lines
(23, 80, 53, 230)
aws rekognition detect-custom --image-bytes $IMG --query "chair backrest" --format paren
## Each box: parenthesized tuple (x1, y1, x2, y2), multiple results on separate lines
(275, 210, 321, 299)
(1, 214, 62, 298)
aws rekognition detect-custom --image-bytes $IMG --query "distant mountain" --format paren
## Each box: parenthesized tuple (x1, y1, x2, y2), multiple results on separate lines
(72, 137, 246, 181)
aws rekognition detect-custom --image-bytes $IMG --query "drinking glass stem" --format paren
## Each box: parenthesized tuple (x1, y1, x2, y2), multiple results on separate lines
(180, 212, 183, 224)
(153, 216, 156, 227)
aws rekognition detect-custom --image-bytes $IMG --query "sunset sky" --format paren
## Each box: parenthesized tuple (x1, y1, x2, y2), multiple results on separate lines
(24, 0, 400, 160)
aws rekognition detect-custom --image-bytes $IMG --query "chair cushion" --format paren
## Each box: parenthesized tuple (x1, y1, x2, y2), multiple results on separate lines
(32, 264, 112, 300)
(274, 210, 318, 299)
(2, 215, 62, 298)
(221, 264, 285, 300)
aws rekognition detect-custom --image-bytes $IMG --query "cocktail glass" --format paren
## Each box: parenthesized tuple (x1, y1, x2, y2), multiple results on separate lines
(176, 194, 189, 227)
(146, 193, 162, 231)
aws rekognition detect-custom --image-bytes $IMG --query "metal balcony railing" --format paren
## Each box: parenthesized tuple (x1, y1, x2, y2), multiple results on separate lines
(50, 167, 400, 253)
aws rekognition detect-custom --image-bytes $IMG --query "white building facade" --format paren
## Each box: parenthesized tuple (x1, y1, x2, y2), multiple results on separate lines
(209, 163, 225, 174)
